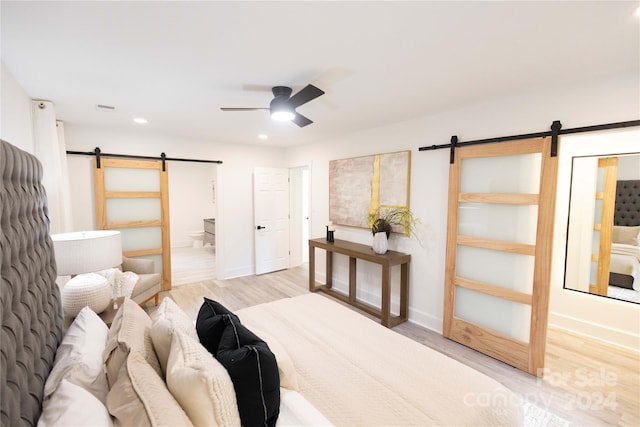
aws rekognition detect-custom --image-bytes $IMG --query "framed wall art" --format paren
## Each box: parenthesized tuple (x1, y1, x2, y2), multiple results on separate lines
(329, 150, 411, 228)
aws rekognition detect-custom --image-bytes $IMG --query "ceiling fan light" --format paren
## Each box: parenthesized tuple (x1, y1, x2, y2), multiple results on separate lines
(271, 110, 295, 121)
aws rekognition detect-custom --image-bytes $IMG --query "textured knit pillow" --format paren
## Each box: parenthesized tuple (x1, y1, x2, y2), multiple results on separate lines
(44, 306, 109, 403)
(166, 330, 241, 427)
(216, 316, 280, 427)
(151, 296, 198, 375)
(103, 298, 162, 387)
(195, 297, 240, 354)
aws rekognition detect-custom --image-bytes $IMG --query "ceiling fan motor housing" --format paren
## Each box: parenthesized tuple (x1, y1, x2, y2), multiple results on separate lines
(270, 86, 294, 116)
(271, 86, 293, 99)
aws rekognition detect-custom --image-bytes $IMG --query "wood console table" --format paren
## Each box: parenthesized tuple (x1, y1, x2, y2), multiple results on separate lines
(308, 238, 411, 328)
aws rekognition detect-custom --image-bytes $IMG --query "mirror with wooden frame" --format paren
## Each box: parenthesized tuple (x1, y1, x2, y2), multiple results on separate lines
(564, 153, 640, 304)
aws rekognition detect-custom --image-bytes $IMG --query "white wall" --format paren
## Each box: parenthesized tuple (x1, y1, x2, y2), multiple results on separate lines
(63, 125, 287, 280)
(286, 70, 640, 344)
(1, 62, 33, 152)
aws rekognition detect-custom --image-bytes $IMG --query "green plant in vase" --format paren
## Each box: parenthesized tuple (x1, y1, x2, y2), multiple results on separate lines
(368, 206, 420, 239)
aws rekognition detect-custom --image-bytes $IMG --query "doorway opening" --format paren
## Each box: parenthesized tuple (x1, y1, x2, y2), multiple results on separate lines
(289, 164, 311, 268)
(169, 161, 218, 286)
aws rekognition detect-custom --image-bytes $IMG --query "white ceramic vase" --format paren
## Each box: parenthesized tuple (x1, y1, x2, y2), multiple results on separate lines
(372, 232, 388, 254)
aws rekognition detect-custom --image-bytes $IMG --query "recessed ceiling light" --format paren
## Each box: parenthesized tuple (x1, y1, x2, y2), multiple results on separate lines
(258, 134, 268, 139)
(133, 117, 148, 124)
(636, 6, 640, 17)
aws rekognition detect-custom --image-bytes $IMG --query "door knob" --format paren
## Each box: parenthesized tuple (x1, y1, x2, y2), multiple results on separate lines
(256, 225, 266, 230)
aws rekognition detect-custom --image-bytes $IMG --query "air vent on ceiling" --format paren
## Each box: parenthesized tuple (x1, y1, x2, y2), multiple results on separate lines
(95, 104, 116, 111)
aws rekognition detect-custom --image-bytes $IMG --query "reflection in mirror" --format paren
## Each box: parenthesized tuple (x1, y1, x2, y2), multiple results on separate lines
(565, 153, 640, 304)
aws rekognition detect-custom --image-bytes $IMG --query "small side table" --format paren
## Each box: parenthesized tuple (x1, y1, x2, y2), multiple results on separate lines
(308, 238, 411, 328)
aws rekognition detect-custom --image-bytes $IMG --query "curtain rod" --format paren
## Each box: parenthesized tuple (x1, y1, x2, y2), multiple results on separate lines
(418, 119, 640, 163)
(66, 147, 223, 170)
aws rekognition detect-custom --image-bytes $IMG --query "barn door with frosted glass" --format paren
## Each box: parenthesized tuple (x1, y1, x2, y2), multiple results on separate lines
(443, 137, 558, 376)
(94, 158, 172, 291)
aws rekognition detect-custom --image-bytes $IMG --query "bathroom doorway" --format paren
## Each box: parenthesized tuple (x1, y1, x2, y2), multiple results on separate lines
(168, 161, 217, 286)
(289, 164, 311, 268)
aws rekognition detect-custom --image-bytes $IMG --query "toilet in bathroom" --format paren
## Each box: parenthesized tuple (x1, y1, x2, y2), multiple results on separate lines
(188, 231, 205, 248)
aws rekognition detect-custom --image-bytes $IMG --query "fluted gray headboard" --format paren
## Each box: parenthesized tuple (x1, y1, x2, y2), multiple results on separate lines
(615, 180, 640, 226)
(0, 140, 63, 426)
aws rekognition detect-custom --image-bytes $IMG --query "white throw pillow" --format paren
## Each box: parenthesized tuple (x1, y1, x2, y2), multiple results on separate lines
(38, 379, 113, 427)
(166, 330, 241, 427)
(151, 296, 199, 375)
(43, 306, 109, 403)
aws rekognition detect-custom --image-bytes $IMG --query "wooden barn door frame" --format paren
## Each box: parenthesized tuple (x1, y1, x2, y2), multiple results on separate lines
(94, 157, 172, 291)
(443, 137, 558, 376)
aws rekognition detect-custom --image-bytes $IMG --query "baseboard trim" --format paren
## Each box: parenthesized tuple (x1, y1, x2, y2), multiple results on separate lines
(548, 311, 640, 353)
(315, 273, 443, 333)
(220, 265, 253, 280)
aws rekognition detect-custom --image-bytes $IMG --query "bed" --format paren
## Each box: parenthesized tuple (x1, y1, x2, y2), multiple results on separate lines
(609, 180, 640, 290)
(0, 139, 522, 426)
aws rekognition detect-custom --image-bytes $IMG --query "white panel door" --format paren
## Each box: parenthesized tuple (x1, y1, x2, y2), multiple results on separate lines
(254, 167, 290, 275)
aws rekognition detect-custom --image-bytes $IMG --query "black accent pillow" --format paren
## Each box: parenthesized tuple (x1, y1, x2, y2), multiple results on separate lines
(216, 315, 280, 427)
(195, 297, 240, 354)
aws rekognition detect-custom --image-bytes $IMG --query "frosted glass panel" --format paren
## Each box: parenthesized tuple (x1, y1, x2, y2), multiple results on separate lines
(117, 227, 162, 251)
(593, 199, 603, 224)
(105, 168, 160, 192)
(592, 230, 600, 254)
(589, 260, 597, 286)
(459, 203, 538, 244)
(461, 153, 541, 193)
(107, 199, 161, 222)
(455, 286, 531, 342)
(457, 246, 534, 293)
(596, 167, 605, 192)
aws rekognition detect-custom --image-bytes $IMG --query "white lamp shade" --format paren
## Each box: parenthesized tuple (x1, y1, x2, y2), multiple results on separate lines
(51, 230, 123, 276)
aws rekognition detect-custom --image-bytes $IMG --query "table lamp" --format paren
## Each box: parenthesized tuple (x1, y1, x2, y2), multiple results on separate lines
(51, 230, 122, 316)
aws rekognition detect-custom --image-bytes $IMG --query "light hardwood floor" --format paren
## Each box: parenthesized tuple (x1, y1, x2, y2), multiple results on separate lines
(145, 264, 639, 426)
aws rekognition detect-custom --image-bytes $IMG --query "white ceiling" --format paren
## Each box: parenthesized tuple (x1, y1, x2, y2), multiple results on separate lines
(2, 1, 638, 148)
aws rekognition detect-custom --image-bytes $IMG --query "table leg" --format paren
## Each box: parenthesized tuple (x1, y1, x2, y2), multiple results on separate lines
(349, 257, 357, 303)
(326, 250, 333, 289)
(400, 262, 409, 321)
(381, 264, 390, 327)
(309, 243, 316, 292)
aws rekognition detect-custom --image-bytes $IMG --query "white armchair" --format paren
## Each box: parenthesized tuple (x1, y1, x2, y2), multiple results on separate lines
(121, 256, 162, 306)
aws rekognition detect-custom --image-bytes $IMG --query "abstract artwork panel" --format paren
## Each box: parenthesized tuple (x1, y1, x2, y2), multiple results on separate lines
(329, 150, 411, 228)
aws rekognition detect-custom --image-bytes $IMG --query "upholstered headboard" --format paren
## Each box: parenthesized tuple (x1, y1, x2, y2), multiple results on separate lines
(0, 140, 63, 426)
(614, 180, 640, 226)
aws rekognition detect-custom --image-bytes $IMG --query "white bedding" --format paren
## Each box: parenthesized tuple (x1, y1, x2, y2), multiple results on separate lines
(237, 294, 522, 426)
(611, 243, 640, 290)
(277, 388, 333, 426)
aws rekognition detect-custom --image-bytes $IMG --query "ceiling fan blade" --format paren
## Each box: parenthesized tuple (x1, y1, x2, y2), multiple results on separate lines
(292, 112, 313, 127)
(220, 107, 268, 111)
(287, 84, 325, 109)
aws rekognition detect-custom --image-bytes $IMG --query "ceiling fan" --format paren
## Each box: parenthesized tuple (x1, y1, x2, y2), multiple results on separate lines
(220, 84, 325, 127)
